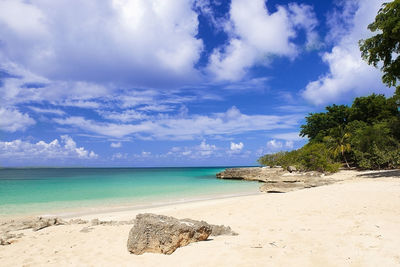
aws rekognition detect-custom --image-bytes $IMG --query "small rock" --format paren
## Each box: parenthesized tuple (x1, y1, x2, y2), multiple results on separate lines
(69, 219, 88, 225)
(287, 166, 297, 173)
(210, 224, 238, 236)
(91, 219, 100, 226)
(80, 227, 94, 233)
(32, 217, 66, 231)
(182, 219, 238, 236)
(259, 182, 306, 193)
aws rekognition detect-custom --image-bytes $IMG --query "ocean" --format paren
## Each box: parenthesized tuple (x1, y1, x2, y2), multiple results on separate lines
(0, 167, 259, 216)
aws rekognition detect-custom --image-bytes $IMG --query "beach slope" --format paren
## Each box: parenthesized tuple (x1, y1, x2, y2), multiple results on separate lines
(1, 170, 399, 266)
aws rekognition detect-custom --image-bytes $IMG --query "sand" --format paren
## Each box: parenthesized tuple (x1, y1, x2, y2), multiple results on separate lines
(1, 170, 399, 266)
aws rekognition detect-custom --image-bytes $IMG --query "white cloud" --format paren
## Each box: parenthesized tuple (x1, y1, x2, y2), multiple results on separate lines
(0, 107, 35, 132)
(271, 132, 304, 141)
(102, 110, 149, 122)
(28, 106, 65, 116)
(230, 141, 244, 151)
(267, 139, 283, 151)
(0, 135, 98, 160)
(110, 142, 122, 148)
(285, 140, 294, 149)
(111, 152, 127, 160)
(207, 0, 318, 81)
(54, 106, 302, 139)
(265, 138, 294, 154)
(198, 139, 217, 156)
(302, 0, 392, 105)
(141, 151, 152, 157)
(167, 140, 218, 158)
(0, 0, 203, 87)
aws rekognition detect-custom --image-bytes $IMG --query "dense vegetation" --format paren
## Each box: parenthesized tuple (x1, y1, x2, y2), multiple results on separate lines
(258, 94, 400, 171)
(259, 1, 400, 172)
(359, 0, 400, 88)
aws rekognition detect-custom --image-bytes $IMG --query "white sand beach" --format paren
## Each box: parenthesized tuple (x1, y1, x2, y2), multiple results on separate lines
(1, 170, 400, 266)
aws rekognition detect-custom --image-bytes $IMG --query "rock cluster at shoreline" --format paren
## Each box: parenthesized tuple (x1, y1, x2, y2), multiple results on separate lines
(0, 217, 135, 246)
(217, 167, 338, 193)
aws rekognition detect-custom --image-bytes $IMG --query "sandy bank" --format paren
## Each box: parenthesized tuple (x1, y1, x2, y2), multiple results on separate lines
(1, 170, 399, 266)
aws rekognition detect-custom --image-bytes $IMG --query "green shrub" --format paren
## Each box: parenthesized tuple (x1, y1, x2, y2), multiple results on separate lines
(258, 143, 340, 173)
(354, 143, 400, 169)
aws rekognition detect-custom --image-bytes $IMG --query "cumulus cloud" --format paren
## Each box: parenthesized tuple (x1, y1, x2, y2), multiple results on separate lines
(198, 140, 217, 156)
(302, 0, 392, 105)
(0, 135, 98, 160)
(264, 139, 294, 154)
(266, 139, 283, 151)
(111, 152, 127, 160)
(0, 107, 35, 132)
(54, 106, 302, 139)
(230, 141, 244, 151)
(207, 0, 318, 81)
(166, 140, 218, 158)
(110, 142, 122, 148)
(0, 0, 203, 87)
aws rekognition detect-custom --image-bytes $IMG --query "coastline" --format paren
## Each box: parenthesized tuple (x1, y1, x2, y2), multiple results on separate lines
(48, 190, 263, 220)
(0, 166, 259, 218)
(1, 169, 400, 266)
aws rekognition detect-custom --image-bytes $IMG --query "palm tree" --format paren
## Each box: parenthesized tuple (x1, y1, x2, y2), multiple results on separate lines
(323, 127, 351, 168)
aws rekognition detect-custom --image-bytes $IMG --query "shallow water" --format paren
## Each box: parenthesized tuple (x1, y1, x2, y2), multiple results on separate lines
(0, 167, 259, 215)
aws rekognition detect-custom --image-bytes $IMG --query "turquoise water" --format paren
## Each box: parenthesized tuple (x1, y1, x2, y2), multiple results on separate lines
(0, 167, 258, 215)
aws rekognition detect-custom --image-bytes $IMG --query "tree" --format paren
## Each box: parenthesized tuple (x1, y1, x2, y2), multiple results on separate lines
(300, 104, 349, 141)
(349, 94, 398, 123)
(359, 0, 400, 87)
(323, 126, 351, 168)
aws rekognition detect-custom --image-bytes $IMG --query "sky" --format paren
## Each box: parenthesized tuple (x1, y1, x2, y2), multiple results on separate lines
(0, 0, 394, 167)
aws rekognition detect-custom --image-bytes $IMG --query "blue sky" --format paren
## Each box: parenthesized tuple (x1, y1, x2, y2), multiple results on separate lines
(0, 0, 394, 167)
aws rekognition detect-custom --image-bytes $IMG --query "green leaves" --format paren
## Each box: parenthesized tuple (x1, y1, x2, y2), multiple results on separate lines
(258, 143, 340, 173)
(288, 92, 400, 170)
(359, 0, 400, 87)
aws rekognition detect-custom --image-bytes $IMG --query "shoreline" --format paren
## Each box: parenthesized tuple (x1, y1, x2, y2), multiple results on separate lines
(49, 190, 263, 220)
(0, 188, 261, 221)
(1, 169, 399, 266)
(2, 169, 398, 221)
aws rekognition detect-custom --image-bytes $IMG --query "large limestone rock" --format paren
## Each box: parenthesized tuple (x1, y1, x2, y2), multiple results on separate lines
(127, 213, 212, 255)
(216, 167, 284, 182)
(217, 167, 338, 193)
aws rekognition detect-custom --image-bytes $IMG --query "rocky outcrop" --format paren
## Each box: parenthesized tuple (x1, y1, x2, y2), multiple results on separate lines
(0, 217, 67, 234)
(217, 167, 338, 193)
(216, 167, 285, 182)
(0, 233, 24, 245)
(31, 217, 67, 231)
(127, 213, 212, 255)
(259, 177, 335, 193)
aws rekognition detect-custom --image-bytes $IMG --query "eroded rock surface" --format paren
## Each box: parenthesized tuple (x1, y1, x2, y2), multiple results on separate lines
(127, 214, 238, 255)
(217, 167, 338, 193)
(127, 213, 212, 255)
(216, 167, 284, 182)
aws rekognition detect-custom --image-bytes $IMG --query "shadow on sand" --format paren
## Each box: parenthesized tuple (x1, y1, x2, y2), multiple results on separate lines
(357, 169, 400, 179)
